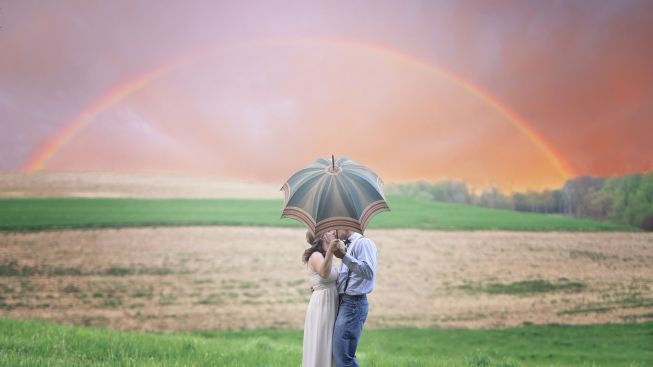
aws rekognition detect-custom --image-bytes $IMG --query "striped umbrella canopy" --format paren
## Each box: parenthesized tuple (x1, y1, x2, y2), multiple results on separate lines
(281, 156, 390, 236)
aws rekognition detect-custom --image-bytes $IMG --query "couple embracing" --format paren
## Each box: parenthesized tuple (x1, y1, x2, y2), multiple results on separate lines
(302, 229, 378, 367)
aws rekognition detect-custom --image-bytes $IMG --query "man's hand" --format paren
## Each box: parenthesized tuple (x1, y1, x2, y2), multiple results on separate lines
(329, 239, 346, 259)
(333, 246, 346, 259)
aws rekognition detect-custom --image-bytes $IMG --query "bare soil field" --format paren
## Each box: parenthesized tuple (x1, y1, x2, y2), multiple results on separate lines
(1, 227, 651, 332)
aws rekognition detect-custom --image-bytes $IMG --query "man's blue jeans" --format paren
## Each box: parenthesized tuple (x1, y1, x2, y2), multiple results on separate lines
(333, 294, 369, 367)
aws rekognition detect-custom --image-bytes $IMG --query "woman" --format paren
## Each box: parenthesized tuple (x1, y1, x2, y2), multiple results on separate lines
(302, 230, 339, 367)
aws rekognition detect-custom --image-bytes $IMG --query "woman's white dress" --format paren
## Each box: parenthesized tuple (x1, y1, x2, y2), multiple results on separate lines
(302, 262, 339, 367)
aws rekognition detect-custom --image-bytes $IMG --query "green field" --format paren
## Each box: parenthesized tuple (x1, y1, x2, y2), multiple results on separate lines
(0, 197, 636, 232)
(0, 197, 648, 366)
(0, 318, 650, 367)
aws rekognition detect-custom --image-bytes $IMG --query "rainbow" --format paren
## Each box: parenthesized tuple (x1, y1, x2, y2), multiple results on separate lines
(22, 64, 177, 172)
(23, 37, 574, 178)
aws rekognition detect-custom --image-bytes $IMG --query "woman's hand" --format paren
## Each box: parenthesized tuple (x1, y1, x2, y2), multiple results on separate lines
(329, 239, 346, 259)
(323, 232, 336, 253)
(328, 239, 339, 251)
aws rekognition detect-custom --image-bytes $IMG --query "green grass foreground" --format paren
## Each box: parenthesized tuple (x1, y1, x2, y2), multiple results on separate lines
(0, 197, 636, 232)
(0, 318, 651, 366)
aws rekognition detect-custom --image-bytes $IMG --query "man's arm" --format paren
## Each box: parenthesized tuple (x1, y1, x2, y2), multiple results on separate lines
(342, 238, 377, 280)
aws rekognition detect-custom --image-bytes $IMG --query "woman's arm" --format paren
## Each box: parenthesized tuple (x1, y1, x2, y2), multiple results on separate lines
(309, 247, 334, 279)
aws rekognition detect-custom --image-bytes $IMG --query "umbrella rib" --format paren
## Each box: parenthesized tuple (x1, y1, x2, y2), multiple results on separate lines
(338, 173, 362, 219)
(281, 206, 317, 232)
(359, 200, 390, 231)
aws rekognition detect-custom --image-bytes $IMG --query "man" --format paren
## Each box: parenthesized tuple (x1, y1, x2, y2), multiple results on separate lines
(329, 230, 378, 367)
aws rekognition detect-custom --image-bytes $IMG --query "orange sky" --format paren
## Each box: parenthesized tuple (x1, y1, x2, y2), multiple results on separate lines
(1, 1, 652, 191)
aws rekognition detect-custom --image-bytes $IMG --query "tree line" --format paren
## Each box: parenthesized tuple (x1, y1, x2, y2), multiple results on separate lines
(386, 172, 653, 231)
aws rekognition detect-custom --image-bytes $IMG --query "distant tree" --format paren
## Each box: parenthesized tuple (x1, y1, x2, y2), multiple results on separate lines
(474, 187, 513, 210)
(561, 176, 605, 217)
(388, 173, 653, 230)
(428, 182, 450, 202)
(446, 181, 470, 204)
(585, 189, 613, 219)
(552, 190, 565, 213)
(642, 213, 653, 231)
(608, 173, 653, 228)
(512, 192, 530, 212)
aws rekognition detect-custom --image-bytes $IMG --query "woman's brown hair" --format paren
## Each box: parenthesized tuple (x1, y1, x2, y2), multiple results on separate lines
(302, 231, 325, 263)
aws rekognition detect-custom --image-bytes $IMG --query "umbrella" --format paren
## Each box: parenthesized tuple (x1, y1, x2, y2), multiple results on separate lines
(281, 155, 390, 235)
